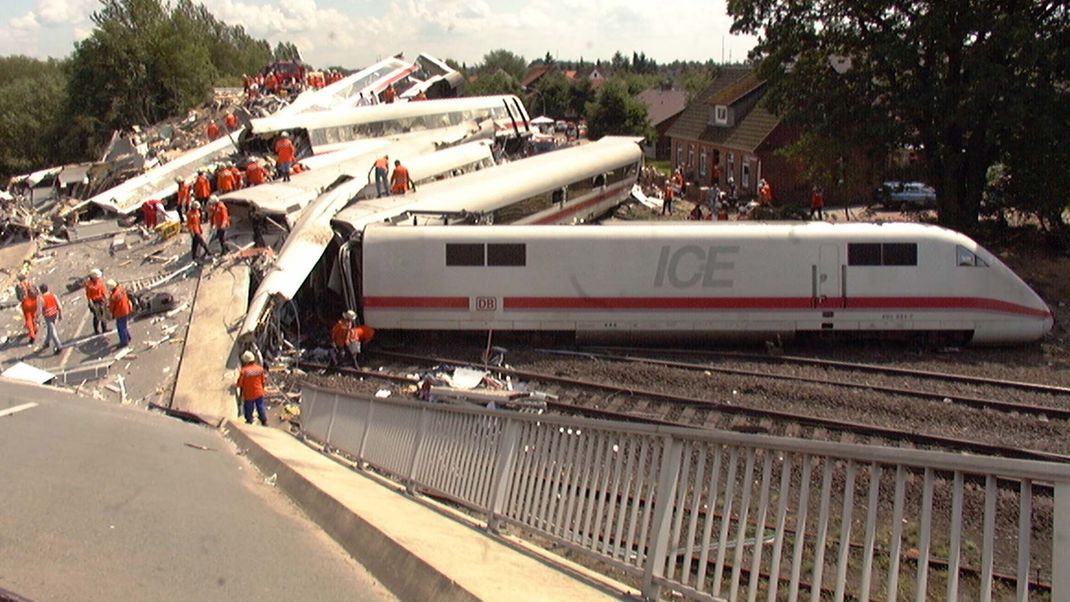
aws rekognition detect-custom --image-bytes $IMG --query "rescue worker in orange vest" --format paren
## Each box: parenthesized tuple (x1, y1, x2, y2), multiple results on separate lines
(265, 72, 279, 94)
(331, 310, 357, 367)
(175, 176, 191, 223)
(38, 283, 62, 354)
(245, 160, 269, 186)
(810, 185, 825, 220)
(229, 163, 244, 190)
(107, 279, 133, 348)
(187, 200, 211, 262)
(224, 111, 238, 130)
(390, 159, 414, 195)
(236, 350, 269, 425)
(216, 164, 236, 193)
(368, 154, 389, 197)
(758, 178, 773, 205)
(414, 90, 427, 101)
(141, 198, 165, 230)
(206, 120, 221, 140)
(208, 196, 231, 255)
(84, 268, 109, 334)
(662, 179, 674, 215)
(383, 84, 396, 104)
(193, 169, 212, 203)
(14, 273, 38, 344)
(275, 132, 295, 182)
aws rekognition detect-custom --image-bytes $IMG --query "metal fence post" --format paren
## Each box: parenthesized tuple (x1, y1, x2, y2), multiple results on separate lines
(486, 418, 522, 533)
(642, 436, 685, 601)
(1054, 483, 1070, 601)
(405, 407, 430, 495)
(357, 397, 375, 465)
(322, 393, 340, 452)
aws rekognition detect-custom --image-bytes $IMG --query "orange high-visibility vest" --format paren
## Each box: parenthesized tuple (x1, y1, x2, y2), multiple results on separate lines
(237, 363, 267, 400)
(41, 292, 60, 318)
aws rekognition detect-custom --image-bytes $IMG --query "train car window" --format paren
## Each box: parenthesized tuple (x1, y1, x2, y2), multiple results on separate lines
(882, 243, 917, 266)
(848, 243, 882, 266)
(446, 243, 484, 266)
(956, 245, 988, 267)
(487, 244, 526, 266)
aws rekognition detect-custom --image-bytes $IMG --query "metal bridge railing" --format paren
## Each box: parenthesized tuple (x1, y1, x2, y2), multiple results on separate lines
(300, 384, 1070, 601)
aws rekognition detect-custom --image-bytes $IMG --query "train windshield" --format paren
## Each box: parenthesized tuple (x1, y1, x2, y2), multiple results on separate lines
(956, 245, 989, 267)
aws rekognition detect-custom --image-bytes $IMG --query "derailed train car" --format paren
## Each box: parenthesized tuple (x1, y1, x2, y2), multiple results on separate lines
(352, 222, 1052, 345)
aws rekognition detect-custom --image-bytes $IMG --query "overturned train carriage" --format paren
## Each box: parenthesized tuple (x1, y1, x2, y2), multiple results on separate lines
(353, 222, 1052, 345)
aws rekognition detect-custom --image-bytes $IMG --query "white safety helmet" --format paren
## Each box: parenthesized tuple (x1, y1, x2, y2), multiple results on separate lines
(175, 176, 185, 183)
(106, 279, 117, 288)
(191, 200, 201, 209)
(344, 310, 357, 320)
(89, 268, 102, 278)
(209, 195, 220, 204)
(241, 350, 256, 363)
(280, 131, 290, 138)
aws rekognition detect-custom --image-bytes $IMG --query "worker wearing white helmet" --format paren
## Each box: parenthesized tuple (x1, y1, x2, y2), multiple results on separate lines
(236, 349, 268, 425)
(187, 198, 211, 262)
(275, 130, 296, 182)
(331, 310, 360, 367)
(107, 278, 133, 348)
(84, 268, 109, 334)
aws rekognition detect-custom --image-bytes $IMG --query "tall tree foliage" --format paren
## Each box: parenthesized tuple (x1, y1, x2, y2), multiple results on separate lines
(477, 49, 527, 81)
(0, 57, 68, 178)
(63, 0, 275, 159)
(728, 0, 1070, 231)
(585, 77, 654, 141)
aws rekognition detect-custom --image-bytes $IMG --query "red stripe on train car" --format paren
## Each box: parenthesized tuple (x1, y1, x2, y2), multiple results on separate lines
(844, 297, 1051, 318)
(363, 296, 469, 309)
(533, 183, 630, 225)
(503, 297, 814, 310)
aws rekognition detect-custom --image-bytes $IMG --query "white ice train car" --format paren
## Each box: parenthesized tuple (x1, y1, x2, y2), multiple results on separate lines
(241, 95, 532, 155)
(356, 222, 1052, 345)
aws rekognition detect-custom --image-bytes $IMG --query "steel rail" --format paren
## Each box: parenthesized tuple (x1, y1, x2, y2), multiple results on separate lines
(373, 351, 1070, 463)
(537, 348, 1070, 420)
(583, 345, 1070, 396)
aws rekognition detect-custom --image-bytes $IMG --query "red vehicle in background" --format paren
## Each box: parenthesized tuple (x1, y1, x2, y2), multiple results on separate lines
(264, 60, 308, 90)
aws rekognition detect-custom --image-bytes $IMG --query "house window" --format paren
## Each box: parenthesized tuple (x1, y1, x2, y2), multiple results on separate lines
(699, 149, 708, 177)
(677, 145, 685, 169)
(742, 161, 750, 189)
(688, 145, 694, 168)
(728, 152, 735, 182)
(714, 105, 728, 125)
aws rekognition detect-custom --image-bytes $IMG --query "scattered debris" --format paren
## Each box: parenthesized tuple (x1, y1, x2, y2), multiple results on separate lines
(1, 362, 55, 384)
(184, 443, 215, 452)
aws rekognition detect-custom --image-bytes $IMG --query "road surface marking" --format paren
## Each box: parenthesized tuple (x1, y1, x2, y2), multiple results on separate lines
(0, 402, 38, 417)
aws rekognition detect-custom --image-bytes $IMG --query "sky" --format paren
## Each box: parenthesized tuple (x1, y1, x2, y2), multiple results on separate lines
(0, 0, 758, 69)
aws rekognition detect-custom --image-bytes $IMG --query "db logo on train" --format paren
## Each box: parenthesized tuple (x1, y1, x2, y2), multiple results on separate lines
(475, 296, 498, 311)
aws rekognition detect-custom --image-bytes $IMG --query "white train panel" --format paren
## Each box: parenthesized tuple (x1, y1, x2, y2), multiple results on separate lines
(359, 222, 1052, 345)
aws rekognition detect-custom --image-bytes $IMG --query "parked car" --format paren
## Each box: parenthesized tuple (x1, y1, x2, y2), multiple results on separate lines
(875, 181, 937, 210)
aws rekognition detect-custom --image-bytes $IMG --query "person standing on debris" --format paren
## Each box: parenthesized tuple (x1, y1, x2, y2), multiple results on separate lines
(236, 350, 269, 426)
(383, 84, 397, 104)
(662, 179, 674, 216)
(187, 201, 211, 261)
(759, 178, 773, 205)
(413, 89, 427, 101)
(274, 132, 295, 183)
(390, 159, 414, 195)
(14, 274, 38, 344)
(175, 176, 191, 223)
(224, 111, 238, 131)
(84, 268, 109, 335)
(107, 279, 132, 349)
(38, 284, 62, 354)
(331, 310, 360, 367)
(141, 198, 165, 230)
(245, 160, 269, 186)
(369, 155, 389, 197)
(206, 120, 221, 140)
(208, 196, 231, 255)
(810, 185, 825, 220)
(216, 164, 236, 193)
(193, 169, 212, 204)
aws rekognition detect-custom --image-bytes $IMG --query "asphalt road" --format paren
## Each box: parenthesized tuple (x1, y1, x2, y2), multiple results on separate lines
(0, 380, 396, 602)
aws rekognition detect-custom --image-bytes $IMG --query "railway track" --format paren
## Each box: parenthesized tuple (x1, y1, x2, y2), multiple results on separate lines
(536, 348, 1070, 421)
(314, 351, 1070, 464)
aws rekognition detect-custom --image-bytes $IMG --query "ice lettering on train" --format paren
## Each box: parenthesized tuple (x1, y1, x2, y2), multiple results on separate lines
(653, 246, 739, 288)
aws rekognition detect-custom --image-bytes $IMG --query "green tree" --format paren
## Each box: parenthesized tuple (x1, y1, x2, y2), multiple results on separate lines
(728, 0, 1070, 231)
(0, 57, 68, 178)
(584, 77, 654, 141)
(466, 70, 522, 97)
(529, 72, 570, 118)
(273, 41, 302, 62)
(477, 49, 527, 81)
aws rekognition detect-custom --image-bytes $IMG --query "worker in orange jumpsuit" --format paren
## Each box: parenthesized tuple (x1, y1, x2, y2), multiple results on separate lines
(208, 196, 231, 255)
(331, 310, 360, 367)
(187, 200, 211, 262)
(274, 132, 295, 182)
(383, 84, 396, 104)
(245, 160, 269, 186)
(107, 279, 132, 348)
(236, 350, 268, 425)
(216, 165, 236, 193)
(206, 120, 221, 140)
(84, 268, 109, 334)
(224, 111, 238, 130)
(175, 176, 191, 223)
(14, 274, 38, 344)
(390, 159, 414, 195)
(810, 185, 825, 220)
(265, 72, 279, 94)
(413, 90, 427, 101)
(193, 169, 212, 203)
(230, 163, 245, 190)
(141, 198, 164, 229)
(39, 284, 62, 354)
(758, 178, 773, 205)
